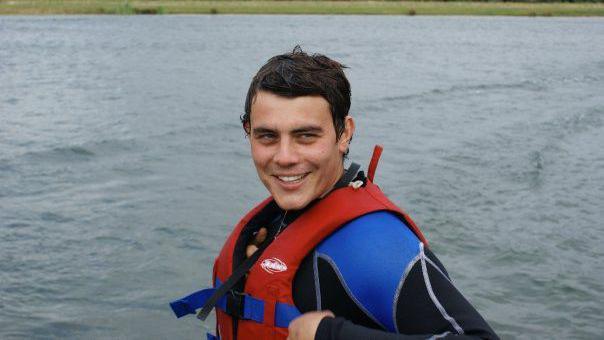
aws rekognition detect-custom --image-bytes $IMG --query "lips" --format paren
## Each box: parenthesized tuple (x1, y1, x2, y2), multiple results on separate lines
(274, 173, 309, 184)
(278, 174, 304, 182)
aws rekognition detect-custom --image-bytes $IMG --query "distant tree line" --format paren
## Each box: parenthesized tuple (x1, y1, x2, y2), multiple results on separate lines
(387, 0, 604, 3)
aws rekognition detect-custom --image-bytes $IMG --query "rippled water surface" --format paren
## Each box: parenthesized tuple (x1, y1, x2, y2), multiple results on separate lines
(1, 15, 603, 339)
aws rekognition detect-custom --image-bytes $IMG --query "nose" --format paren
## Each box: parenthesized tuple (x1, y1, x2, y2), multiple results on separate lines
(273, 138, 300, 167)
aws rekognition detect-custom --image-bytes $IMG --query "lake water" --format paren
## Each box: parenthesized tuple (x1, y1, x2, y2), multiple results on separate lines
(1, 15, 603, 339)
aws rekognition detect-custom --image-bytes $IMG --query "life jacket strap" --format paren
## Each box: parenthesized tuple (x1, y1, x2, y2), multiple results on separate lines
(367, 145, 383, 182)
(170, 281, 301, 327)
(170, 287, 216, 318)
(275, 302, 302, 328)
(169, 288, 264, 323)
(334, 162, 361, 190)
(225, 290, 265, 323)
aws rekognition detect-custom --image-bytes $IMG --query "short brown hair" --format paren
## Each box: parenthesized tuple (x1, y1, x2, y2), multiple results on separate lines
(242, 46, 351, 140)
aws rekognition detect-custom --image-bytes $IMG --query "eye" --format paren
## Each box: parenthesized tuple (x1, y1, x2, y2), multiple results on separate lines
(255, 133, 277, 143)
(297, 133, 318, 142)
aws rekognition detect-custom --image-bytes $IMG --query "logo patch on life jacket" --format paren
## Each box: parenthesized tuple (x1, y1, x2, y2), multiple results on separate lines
(260, 257, 287, 274)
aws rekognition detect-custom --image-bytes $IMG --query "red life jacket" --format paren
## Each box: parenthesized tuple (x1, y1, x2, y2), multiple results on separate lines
(213, 153, 428, 340)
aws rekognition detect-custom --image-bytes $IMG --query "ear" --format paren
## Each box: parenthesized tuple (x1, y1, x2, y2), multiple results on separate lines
(243, 121, 251, 136)
(338, 116, 355, 154)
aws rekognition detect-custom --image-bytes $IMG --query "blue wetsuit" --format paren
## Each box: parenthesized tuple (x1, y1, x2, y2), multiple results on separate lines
(294, 211, 498, 339)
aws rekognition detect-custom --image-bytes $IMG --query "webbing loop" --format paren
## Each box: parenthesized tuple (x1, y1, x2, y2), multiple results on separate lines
(206, 333, 219, 340)
(367, 145, 383, 182)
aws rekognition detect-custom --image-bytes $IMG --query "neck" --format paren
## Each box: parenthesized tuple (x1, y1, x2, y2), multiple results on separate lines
(319, 163, 346, 199)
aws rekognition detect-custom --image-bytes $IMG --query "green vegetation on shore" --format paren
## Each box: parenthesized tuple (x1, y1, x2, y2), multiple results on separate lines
(1, 0, 603, 16)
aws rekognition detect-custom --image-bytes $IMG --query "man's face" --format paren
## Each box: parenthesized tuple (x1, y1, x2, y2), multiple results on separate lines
(248, 91, 354, 211)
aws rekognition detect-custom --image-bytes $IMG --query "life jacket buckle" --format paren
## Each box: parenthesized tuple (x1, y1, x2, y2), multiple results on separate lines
(226, 290, 246, 319)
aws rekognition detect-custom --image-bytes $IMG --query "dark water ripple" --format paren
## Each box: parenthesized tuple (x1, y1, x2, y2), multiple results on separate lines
(376, 79, 548, 105)
(1, 15, 604, 339)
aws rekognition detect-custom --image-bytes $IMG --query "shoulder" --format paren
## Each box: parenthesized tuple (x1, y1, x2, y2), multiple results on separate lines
(314, 211, 423, 332)
(316, 211, 422, 267)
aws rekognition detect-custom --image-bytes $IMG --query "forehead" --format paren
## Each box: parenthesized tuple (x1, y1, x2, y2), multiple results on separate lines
(250, 91, 333, 129)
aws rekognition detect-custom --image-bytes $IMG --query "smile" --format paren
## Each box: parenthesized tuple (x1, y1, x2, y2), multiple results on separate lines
(275, 173, 309, 183)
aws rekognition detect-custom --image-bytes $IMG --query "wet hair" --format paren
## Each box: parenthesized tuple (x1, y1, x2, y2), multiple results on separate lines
(242, 46, 351, 141)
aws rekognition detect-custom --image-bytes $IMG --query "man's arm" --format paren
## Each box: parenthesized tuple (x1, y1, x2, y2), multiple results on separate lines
(312, 245, 497, 339)
(291, 211, 498, 340)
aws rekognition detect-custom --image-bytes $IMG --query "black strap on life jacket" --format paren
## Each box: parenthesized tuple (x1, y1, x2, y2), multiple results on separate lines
(195, 163, 361, 321)
(334, 162, 360, 189)
(196, 238, 267, 321)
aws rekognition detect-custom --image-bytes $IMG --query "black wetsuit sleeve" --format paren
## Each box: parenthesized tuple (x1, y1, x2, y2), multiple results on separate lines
(316, 317, 487, 340)
(311, 247, 498, 340)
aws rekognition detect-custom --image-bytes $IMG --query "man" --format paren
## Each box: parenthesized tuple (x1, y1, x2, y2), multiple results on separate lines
(171, 47, 498, 340)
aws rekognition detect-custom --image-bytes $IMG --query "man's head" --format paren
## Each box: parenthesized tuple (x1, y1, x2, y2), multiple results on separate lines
(243, 47, 355, 210)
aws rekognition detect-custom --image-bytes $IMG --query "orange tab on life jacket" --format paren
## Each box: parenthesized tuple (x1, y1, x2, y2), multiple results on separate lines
(367, 145, 383, 182)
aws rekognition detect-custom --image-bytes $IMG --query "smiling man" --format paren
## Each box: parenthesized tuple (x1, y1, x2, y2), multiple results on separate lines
(248, 90, 353, 211)
(171, 47, 498, 340)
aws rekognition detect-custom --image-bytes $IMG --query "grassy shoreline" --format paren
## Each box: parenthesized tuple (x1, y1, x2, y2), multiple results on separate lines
(1, 0, 603, 16)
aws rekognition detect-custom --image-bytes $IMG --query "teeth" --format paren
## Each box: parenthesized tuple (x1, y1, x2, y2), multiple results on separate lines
(278, 174, 305, 182)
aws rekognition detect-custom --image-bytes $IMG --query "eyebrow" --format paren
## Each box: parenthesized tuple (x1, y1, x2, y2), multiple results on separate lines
(252, 125, 324, 135)
(251, 127, 276, 135)
(291, 126, 323, 134)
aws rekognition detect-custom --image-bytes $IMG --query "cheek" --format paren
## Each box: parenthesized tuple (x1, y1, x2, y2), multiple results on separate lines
(305, 144, 336, 169)
(251, 144, 271, 168)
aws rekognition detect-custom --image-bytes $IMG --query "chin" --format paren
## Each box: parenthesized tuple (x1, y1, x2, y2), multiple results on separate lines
(273, 196, 309, 211)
